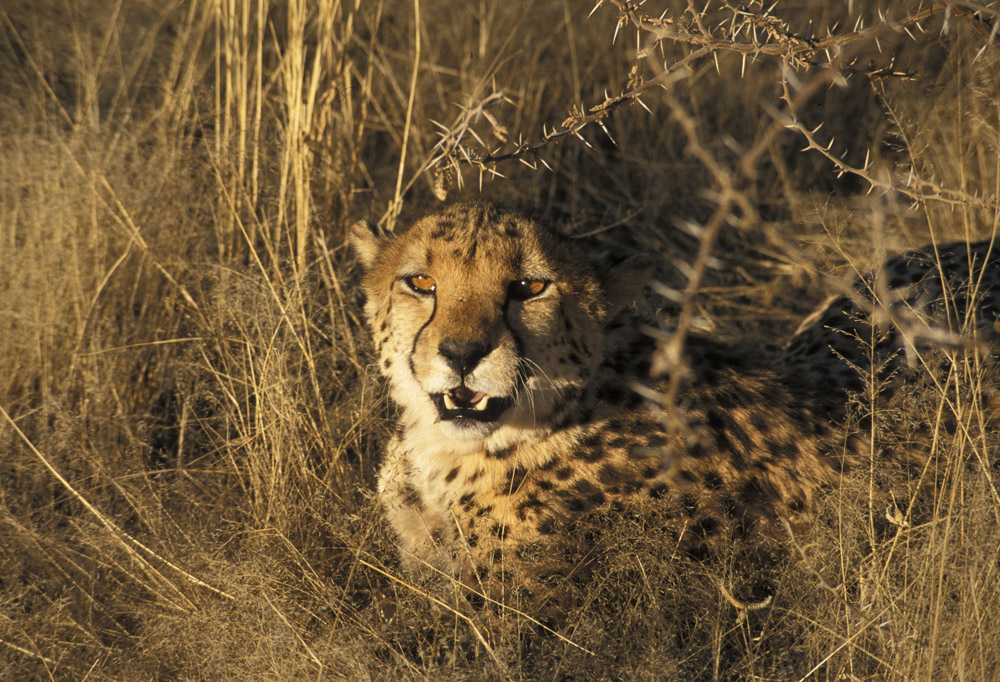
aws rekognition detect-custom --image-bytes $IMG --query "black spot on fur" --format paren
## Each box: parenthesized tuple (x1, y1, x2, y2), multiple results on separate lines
(765, 438, 798, 459)
(647, 434, 667, 448)
(693, 516, 719, 538)
(555, 466, 573, 481)
(727, 421, 754, 453)
(738, 478, 770, 507)
(721, 496, 737, 518)
(715, 389, 741, 410)
(508, 466, 529, 492)
(444, 467, 459, 483)
(487, 445, 515, 459)
(516, 496, 545, 520)
(749, 412, 770, 435)
(599, 464, 620, 484)
(574, 432, 605, 462)
(649, 483, 670, 499)
(401, 484, 421, 508)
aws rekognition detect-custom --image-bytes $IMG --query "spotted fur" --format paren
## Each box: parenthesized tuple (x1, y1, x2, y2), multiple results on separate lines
(351, 202, 998, 610)
(783, 240, 1000, 396)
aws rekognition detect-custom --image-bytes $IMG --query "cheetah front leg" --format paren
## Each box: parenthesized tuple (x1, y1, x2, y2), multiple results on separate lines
(377, 440, 464, 579)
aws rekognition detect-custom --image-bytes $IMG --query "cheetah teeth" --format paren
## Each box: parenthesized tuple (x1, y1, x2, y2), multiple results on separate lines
(443, 394, 489, 411)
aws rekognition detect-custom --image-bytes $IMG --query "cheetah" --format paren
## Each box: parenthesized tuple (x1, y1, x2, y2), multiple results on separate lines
(351, 201, 999, 610)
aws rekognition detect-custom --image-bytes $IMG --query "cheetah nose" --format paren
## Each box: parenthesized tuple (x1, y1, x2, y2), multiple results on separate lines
(438, 339, 491, 375)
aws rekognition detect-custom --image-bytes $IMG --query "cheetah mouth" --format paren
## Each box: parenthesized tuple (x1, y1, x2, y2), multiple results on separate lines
(431, 387, 513, 423)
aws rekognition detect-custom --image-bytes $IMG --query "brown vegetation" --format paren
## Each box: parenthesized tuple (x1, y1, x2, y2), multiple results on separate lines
(1, 0, 998, 679)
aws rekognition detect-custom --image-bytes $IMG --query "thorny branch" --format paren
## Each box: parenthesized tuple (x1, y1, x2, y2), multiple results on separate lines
(427, 1, 998, 199)
(778, 70, 1000, 211)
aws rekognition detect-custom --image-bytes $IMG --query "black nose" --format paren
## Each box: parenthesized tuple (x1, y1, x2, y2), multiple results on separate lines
(438, 339, 491, 375)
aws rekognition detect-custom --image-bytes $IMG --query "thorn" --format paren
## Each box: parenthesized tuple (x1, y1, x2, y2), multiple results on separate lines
(741, 53, 747, 78)
(676, 220, 704, 237)
(636, 97, 652, 114)
(588, 1, 601, 19)
(599, 121, 617, 145)
(651, 282, 685, 303)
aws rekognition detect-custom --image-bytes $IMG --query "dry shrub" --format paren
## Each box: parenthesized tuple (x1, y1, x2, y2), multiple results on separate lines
(1, 0, 998, 680)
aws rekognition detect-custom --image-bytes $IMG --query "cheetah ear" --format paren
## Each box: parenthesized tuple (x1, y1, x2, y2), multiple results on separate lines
(600, 254, 657, 316)
(350, 220, 392, 269)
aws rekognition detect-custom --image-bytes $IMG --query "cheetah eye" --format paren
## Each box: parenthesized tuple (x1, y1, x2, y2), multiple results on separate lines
(509, 279, 548, 300)
(404, 275, 436, 294)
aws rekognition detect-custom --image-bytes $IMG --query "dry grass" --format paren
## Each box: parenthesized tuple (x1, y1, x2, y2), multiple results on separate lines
(1, 0, 998, 679)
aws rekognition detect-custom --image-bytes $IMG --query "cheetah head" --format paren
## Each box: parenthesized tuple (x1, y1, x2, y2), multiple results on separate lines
(351, 202, 651, 452)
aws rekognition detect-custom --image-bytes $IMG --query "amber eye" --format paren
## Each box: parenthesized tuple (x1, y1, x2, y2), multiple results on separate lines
(404, 275, 436, 294)
(509, 279, 548, 300)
